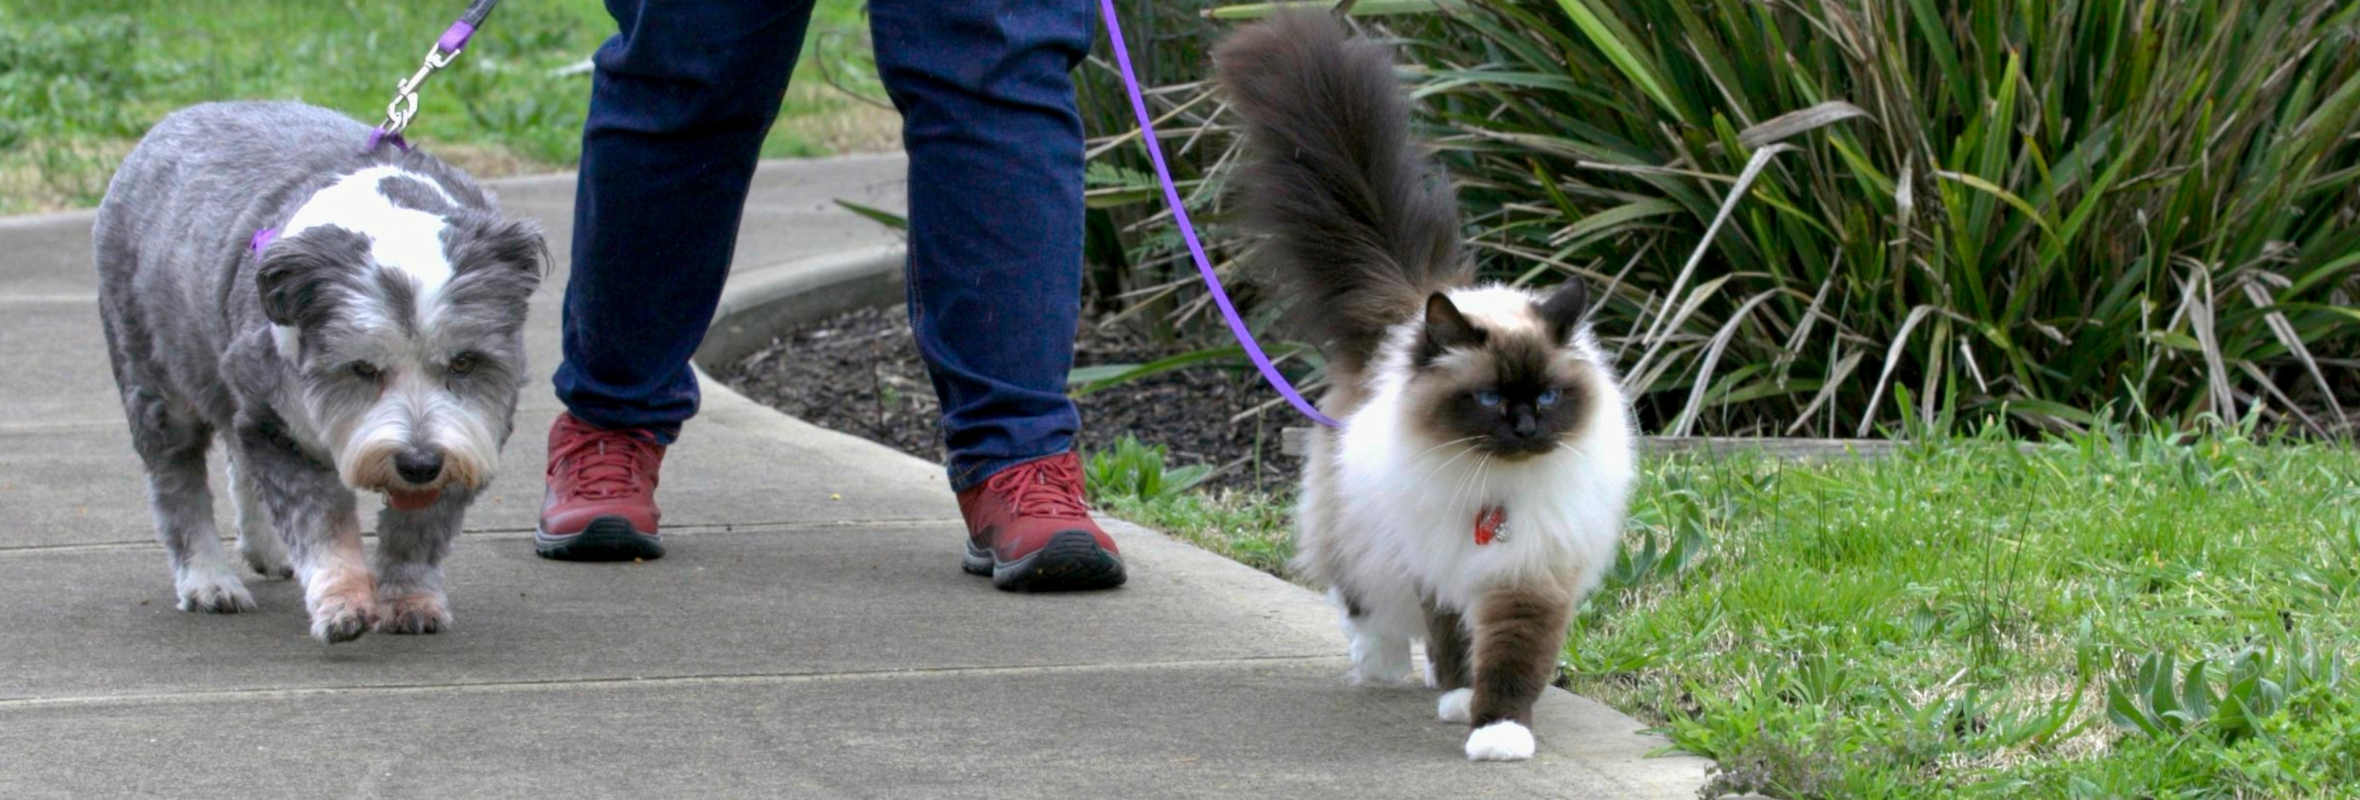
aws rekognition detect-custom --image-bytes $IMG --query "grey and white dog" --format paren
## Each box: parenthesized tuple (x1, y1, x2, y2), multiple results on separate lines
(95, 102, 544, 644)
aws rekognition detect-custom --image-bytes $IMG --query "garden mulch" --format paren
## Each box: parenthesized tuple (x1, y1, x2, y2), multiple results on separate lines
(717, 305, 1305, 492)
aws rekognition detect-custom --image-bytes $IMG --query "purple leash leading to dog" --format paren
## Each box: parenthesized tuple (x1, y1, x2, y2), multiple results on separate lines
(256, 0, 500, 255)
(366, 0, 503, 153)
(1097, 0, 1344, 428)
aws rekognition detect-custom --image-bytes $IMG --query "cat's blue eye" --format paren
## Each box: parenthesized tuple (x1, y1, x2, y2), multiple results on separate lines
(1537, 389, 1562, 407)
(1475, 390, 1503, 407)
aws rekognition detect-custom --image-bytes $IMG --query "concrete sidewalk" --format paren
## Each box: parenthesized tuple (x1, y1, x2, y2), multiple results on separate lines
(0, 156, 1709, 798)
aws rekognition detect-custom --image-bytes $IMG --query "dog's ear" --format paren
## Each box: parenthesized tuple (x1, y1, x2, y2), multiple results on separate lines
(255, 227, 367, 328)
(448, 216, 549, 284)
(1536, 278, 1589, 344)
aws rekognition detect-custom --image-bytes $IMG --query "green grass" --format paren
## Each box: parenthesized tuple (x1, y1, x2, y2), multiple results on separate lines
(0, 0, 898, 214)
(1096, 427, 2360, 797)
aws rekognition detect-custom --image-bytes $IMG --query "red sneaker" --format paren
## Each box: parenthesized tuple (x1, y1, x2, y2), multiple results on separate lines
(957, 453, 1125, 592)
(537, 413, 667, 561)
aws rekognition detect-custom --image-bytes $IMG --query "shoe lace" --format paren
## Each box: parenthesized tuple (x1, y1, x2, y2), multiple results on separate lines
(985, 457, 1091, 519)
(552, 429, 658, 500)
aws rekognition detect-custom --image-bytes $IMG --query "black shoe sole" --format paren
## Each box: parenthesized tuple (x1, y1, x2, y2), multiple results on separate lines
(536, 516, 665, 562)
(963, 530, 1126, 592)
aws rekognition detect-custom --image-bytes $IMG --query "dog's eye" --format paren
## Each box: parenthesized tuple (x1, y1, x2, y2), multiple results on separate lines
(1474, 390, 1502, 408)
(1537, 389, 1562, 407)
(449, 353, 478, 376)
(350, 362, 381, 380)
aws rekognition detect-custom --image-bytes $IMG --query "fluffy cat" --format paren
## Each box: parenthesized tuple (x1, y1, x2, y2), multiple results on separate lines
(1215, 12, 1638, 762)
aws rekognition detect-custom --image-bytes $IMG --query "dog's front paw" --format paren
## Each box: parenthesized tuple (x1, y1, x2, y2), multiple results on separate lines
(174, 564, 256, 613)
(306, 579, 379, 644)
(1464, 720, 1535, 762)
(1436, 688, 1474, 724)
(241, 544, 294, 580)
(376, 590, 452, 635)
(247, 560, 295, 581)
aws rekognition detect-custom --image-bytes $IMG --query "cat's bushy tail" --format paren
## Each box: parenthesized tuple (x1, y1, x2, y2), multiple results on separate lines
(1215, 11, 1470, 372)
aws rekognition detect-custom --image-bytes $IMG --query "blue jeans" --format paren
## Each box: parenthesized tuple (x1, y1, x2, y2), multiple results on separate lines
(553, 0, 1091, 491)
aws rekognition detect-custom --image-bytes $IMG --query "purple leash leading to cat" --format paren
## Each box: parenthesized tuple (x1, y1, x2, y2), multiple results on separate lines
(1098, 0, 1345, 429)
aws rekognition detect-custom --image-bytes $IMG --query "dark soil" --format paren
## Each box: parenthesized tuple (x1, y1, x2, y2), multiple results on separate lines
(717, 305, 1304, 492)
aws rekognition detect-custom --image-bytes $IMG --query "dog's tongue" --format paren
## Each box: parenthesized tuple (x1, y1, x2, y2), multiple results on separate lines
(386, 488, 442, 511)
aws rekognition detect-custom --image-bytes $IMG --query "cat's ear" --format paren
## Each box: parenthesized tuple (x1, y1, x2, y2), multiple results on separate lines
(1418, 292, 1483, 366)
(1537, 279, 1590, 344)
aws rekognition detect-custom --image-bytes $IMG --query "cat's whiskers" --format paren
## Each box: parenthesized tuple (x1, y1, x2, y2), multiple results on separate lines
(1441, 450, 1482, 516)
(1473, 454, 1498, 512)
(1414, 437, 1486, 486)
(1408, 435, 1482, 463)
(1449, 452, 1496, 519)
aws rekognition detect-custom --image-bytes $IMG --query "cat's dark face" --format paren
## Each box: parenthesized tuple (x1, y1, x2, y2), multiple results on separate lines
(1406, 284, 1601, 460)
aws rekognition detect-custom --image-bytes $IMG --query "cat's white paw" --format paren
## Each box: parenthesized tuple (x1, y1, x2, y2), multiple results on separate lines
(1436, 688, 1474, 724)
(1464, 720, 1535, 761)
(1348, 635, 1415, 685)
(1348, 655, 1415, 685)
(1348, 662, 1415, 685)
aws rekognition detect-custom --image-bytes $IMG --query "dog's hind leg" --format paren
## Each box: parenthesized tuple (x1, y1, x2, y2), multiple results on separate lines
(374, 494, 464, 634)
(224, 448, 294, 580)
(234, 421, 377, 644)
(124, 389, 255, 613)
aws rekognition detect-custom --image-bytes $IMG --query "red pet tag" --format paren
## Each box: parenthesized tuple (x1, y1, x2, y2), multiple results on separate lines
(1474, 505, 1508, 546)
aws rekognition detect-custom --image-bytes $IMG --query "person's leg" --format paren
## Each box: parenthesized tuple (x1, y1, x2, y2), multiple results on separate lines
(870, 0, 1121, 591)
(541, 0, 817, 561)
(556, 0, 816, 438)
(869, 0, 1091, 489)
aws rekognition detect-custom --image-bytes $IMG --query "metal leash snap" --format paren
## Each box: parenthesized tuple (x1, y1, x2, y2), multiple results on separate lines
(377, 41, 458, 141)
(368, 0, 502, 150)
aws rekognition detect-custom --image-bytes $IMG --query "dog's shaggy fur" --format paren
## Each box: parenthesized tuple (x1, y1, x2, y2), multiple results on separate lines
(95, 102, 544, 644)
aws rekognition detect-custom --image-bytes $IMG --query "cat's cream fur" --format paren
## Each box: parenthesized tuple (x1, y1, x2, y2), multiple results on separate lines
(1297, 288, 1635, 761)
(1218, 13, 1638, 761)
(1301, 287, 1634, 645)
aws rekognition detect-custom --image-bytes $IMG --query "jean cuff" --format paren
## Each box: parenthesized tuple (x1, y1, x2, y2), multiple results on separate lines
(563, 406, 682, 446)
(947, 445, 1074, 493)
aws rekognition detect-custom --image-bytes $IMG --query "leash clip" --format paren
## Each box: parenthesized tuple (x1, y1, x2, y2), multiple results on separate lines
(371, 1, 497, 147)
(378, 42, 460, 141)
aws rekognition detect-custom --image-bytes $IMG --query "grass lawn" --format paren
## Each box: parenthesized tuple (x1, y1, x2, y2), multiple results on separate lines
(1096, 428, 2360, 798)
(0, 0, 899, 215)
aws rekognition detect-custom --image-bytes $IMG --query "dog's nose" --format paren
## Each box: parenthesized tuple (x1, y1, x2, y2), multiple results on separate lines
(394, 450, 444, 485)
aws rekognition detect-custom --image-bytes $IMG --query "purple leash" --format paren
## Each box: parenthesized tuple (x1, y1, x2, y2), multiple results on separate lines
(368, 0, 502, 153)
(1096, 0, 1342, 428)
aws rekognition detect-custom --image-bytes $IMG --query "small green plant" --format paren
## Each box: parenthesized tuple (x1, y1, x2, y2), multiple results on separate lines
(1083, 435, 1213, 505)
(2108, 639, 2350, 746)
